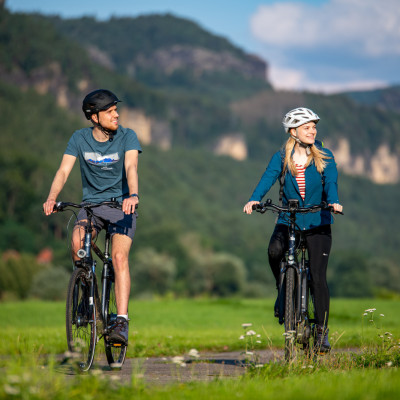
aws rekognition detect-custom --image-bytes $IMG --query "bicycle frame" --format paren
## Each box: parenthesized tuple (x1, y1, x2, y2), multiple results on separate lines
(277, 200, 312, 331)
(253, 198, 342, 353)
(77, 207, 116, 334)
(56, 200, 128, 370)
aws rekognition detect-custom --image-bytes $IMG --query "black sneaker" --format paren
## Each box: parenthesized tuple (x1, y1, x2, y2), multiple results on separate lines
(314, 326, 331, 353)
(108, 317, 129, 345)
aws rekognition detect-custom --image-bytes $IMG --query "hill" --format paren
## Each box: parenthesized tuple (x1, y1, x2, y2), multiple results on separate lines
(14, 10, 400, 184)
(344, 85, 400, 112)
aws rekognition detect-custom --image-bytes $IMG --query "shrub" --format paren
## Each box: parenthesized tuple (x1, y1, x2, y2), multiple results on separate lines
(186, 252, 247, 297)
(29, 266, 69, 300)
(132, 247, 177, 295)
(0, 253, 46, 300)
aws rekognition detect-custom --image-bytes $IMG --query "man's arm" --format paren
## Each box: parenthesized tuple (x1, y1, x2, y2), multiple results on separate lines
(122, 149, 139, 215)
(43, 154, 77, 215)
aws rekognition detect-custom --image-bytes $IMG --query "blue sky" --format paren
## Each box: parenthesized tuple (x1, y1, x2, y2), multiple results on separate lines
(6, 0, 400, 93)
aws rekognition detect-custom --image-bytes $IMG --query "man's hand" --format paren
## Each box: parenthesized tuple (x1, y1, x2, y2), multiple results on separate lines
(243, 201, 260, 215)
(43, 199, 57, 216)
(122, 196, 139, 215)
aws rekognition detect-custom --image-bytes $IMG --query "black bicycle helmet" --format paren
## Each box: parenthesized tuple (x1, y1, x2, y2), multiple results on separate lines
(82, 89, 121, 120)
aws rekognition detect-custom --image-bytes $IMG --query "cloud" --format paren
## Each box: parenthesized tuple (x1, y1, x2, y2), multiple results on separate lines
(269, 64, 387, 93)
(250, 0, 400, 92)
(251, 0, 400, 57)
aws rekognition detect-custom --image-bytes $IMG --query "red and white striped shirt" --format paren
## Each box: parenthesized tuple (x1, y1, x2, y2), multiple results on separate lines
(295, 164, 306, 200)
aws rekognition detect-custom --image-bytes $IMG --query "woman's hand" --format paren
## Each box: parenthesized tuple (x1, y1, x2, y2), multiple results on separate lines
(329, 203, 343, 214)
(243, 201, 260, 215)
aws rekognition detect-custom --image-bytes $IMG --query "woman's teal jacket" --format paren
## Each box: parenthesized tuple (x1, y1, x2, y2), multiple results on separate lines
(249, 146, 340, 230)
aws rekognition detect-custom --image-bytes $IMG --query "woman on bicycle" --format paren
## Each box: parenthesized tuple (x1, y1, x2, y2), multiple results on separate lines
(243, 107, 343, 353)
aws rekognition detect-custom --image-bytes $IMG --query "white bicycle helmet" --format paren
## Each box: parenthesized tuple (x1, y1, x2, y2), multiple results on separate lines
(282, 107, 320, 133)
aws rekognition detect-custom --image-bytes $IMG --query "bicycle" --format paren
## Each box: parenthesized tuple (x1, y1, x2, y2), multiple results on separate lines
(54, 200, 128, 371)
(253, 198, 342, 361)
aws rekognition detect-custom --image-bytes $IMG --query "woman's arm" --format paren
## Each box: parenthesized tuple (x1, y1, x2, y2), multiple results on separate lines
(249, 151, 283, 202)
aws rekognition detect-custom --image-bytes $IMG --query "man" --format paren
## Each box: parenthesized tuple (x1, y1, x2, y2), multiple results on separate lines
(43, 89, 142, 344)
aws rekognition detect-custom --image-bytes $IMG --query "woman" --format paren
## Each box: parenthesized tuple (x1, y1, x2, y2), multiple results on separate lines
(243, 107, 343, 352)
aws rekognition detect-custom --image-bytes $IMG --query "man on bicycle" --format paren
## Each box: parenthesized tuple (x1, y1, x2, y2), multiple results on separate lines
(43, 89, 142, 345)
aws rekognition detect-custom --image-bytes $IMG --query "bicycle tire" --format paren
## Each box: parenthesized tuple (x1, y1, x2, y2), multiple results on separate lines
(284, 267, 296, 361)
(103, 266, 127, 367)
(66, 267, 97, 371)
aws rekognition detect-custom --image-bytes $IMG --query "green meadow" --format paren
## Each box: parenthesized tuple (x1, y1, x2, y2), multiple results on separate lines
(1, 298, 399, 399)
(1, 298, 399, 357)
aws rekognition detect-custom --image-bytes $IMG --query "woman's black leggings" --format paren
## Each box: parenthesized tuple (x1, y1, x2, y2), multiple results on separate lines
(268, 224, 332, 327)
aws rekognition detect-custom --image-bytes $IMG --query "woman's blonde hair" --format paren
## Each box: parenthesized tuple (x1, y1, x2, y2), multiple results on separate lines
(282, 136, 330, 176)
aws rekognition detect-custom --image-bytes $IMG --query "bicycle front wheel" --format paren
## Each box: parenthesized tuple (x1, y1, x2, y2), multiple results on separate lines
(66, 267, 97, 371)
(284, 267, 296, 361)
(103, 267, 127, 368)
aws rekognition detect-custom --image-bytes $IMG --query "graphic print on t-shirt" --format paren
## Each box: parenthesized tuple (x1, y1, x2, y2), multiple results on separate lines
(84, 152, 119, 170)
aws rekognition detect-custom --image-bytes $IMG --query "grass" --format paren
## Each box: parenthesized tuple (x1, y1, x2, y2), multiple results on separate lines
(1, 298, 400, 399)
(1, 298, 400, 357)
(1, 354, 400, 399)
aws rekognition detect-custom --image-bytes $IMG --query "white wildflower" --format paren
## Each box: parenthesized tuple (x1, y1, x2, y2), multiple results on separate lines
(245, 351, 254, 356)
(171, 356, 185, 365)
(256, 340, 262, 344)
(7, 376, 21, 384)
(4, 384, 20, 395)
(188, 348, 200, 358)
(242, 323, 253, 328)
(246, 330, 256, 336)
(386, 361, 393, 367)
(239, 335, 245, 340)
(380, 314, 385, 317)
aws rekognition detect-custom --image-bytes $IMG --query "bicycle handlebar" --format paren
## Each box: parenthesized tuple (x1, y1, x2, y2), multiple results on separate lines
(252, 198, 343, 215)
(53, 200, 123, 212)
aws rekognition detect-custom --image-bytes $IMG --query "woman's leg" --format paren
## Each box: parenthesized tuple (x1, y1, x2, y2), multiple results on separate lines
(268, 224, 289, 287)
(305, 225, 332, 327)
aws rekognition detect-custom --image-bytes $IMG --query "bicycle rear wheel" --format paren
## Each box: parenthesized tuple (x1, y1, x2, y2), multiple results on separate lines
(103, 266, 127, 368)
(66, 267, 96, 371)
(284, 267, 296, 361)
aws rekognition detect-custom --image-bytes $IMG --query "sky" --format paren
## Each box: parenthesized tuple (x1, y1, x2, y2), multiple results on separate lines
(6, 0, 400, 93)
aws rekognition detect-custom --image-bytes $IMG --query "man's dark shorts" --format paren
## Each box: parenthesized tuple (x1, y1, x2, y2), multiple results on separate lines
(75, 205, 137, 240)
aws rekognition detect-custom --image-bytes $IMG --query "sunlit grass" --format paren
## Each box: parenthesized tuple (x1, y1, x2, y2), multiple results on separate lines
(1, 298, 400, 399)
(1, 298, 400, 358)
(1, 353, 400, 400)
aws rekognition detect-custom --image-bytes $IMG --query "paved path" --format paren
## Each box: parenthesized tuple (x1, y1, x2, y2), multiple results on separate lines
(58, 349, 284, 384)
(58, 348, 357, 385)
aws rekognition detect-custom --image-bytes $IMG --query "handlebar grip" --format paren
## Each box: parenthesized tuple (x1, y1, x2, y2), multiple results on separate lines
(53, 202, 63, 212)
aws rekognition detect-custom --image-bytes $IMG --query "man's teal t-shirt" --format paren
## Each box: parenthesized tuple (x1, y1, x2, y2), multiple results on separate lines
(65, 126, 142, 202)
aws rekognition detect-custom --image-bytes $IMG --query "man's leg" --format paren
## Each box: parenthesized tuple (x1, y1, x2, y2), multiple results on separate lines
(71, 222, 94, 261)
(111, 233, 132, 315)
